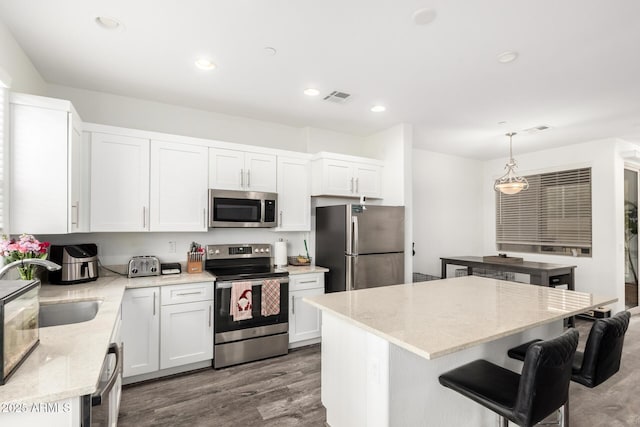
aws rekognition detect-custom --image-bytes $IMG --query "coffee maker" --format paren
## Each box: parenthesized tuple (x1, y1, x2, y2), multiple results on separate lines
(49, 244, 99, 284)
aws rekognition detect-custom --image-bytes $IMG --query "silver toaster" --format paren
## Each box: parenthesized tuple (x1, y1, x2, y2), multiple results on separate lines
(128, 256, 161, 278)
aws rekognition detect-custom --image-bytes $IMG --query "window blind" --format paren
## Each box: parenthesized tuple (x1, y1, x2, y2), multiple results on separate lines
(496, 167, 592, 254)
(0, 86, 5, 232)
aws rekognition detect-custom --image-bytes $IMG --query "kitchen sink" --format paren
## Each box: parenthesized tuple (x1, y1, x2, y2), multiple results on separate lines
(39, 300, 102, 328)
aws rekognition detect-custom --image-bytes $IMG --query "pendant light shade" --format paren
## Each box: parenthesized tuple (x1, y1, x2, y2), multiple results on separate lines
(494, 132, 528, 195)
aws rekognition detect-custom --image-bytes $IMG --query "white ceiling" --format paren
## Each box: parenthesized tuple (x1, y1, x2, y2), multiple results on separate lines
(1, 0, 640, 159)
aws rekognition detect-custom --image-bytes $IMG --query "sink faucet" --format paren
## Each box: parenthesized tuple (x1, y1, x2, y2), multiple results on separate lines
(0, 259, 62, 280)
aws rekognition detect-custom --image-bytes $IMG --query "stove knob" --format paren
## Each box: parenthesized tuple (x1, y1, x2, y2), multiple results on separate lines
(260, 248, 265, 253)
(265, 248, 270, 253)
(255, 249, 259, 253)
(215, 249, 220, 255)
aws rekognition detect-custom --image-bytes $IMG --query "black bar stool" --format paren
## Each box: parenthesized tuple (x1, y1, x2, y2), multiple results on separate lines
(507, 311, 630, 426)
(507, 311, 630, 387)
(439, 329, 579, 427)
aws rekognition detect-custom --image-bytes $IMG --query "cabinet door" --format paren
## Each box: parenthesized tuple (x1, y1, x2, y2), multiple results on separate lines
(322, 159, 354, 196)
(10, 104, 68, 234)
(354, 163, 382, 198)
(245, 152, 277, 192)
(69, 124, 90, 233)
(289, 287, 324, 344)
(276, 157, 310, 231)
(160, 300, 213, 369)
(90, 133, 150, 231)
(122, 288, 159, 377)
(209, 148, 244, 190)
(150, 141, 208, 231)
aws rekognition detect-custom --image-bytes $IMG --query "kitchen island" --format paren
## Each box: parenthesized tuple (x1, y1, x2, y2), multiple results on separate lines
(305, 275, 616, 427)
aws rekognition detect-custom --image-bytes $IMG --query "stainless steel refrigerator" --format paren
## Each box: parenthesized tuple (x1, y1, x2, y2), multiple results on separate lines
(315, 204, 405, 293)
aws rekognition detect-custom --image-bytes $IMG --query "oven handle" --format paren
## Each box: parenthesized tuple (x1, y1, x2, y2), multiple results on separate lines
(215, 277, 289, 288)
(91, 343, 122, 407)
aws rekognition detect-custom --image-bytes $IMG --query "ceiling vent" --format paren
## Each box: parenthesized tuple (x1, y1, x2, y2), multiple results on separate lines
(323, 91, 352, 104)
(522, 125, 550, 134)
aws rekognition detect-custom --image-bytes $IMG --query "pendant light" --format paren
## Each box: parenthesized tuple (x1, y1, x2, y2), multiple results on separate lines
(494, 132, 528, 195)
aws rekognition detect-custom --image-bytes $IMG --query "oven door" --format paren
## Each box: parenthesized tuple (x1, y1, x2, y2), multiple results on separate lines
(214, 277, 289, 340)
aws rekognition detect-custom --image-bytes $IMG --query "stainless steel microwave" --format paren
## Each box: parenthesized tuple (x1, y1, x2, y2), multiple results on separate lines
(208, 189, 277, 228)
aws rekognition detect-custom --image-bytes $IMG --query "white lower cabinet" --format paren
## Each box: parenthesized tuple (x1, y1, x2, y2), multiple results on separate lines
(122, 287, 160, 377)
(289, 273, 325, 347)
(160, 283, 214, 369)
(122, 283, 214, 380)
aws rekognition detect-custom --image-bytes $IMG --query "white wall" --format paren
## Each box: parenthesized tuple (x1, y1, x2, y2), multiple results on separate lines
(47, 84, 310, 152)
(40, 229, 311, 268)
(0, 19, 46, 94)
(364, 124, 413, 283)
(412, 149, 484, 278)
(303, 127, 367, 157)
(482, 138, 628, 312)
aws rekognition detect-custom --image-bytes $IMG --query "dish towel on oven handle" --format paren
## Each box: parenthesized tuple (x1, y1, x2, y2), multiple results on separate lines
(261, 279, 281, 316)
(230, 281, 253, 321)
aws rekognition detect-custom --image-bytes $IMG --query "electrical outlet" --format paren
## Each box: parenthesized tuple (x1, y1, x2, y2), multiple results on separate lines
(168, 241, 176, 253)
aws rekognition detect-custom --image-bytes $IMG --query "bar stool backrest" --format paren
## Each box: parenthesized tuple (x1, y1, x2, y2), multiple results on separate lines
(574, 311, 631, 388)
(514, 329, 579, 426)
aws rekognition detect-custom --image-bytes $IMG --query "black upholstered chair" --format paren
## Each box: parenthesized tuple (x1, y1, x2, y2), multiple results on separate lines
(439, 329, 579, 427)
(507, 311, 631, 388)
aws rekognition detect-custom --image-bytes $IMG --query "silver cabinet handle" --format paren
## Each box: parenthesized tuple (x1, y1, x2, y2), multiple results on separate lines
(247, 169, 251, 188)
(350, 177, 354, 193)
(240, 168, 244, 187)
(299, 280, 317, 284)
(209, 304, 212, 328)
(153, 291, 156, 316)
(176, 291, 202, 296)
(279, 210, 283, 227)
(355, 177, 359, 193)
(71, 202, 79, 227)
(203, 208, 206, 228)
(292, 296, 295, 315)
(142, 206, 147, 229)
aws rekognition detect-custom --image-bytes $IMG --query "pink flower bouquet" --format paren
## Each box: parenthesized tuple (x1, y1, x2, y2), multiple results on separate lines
(0, 234, 51, 280)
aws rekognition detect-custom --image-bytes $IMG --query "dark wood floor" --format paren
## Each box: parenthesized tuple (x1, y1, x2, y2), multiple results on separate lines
(118, 345, 325, 427)
(119, 316, 640, 427)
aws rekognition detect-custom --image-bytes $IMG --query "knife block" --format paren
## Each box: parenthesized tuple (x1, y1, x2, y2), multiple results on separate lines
(186, 252, 203, 274)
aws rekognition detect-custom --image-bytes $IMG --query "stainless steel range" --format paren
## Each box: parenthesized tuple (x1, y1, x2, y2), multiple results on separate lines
(205, 244, 289, 368)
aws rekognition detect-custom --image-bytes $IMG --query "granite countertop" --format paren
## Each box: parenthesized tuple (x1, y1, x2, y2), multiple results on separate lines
(0, 277, 125, 405)
(305, 275, 617, 360)
(0, 264, 329, 404)
(278, 265, 329, 275)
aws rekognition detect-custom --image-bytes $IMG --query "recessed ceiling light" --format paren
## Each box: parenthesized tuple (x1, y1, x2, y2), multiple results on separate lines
(264, 47, 277, 56)
(371, 105, 386, 113)
(412, 8, 437, 26)
(304, 88, 320, 97)
(195, 58, 216, 70)
(95, 16, 123, 31)
(497, 51, 519, 64)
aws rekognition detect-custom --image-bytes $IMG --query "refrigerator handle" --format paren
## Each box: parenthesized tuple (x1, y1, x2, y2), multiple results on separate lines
(352, 216, 359, 255)
(346, 255, 355, 291)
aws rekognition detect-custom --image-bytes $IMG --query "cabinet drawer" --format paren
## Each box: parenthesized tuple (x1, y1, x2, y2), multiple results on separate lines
(161, 282, 213, 305)
(290, 273, 325, 292)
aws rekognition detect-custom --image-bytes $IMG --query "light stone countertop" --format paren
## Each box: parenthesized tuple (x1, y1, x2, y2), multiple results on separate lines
(0, 264, 329, 404)
(0, 277, 125, 405)
(305, 275, 617, 360)
(277, 265, 329, 275)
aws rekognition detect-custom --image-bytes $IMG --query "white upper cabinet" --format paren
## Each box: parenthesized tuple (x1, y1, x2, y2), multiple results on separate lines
(9, 93, 85, 234)
(276, 156, 311, 231)
(311, 152, 383, 198)
(209, 148, 276, 193)
(90, 133, 150, 232)
(150, 141, 208, 231)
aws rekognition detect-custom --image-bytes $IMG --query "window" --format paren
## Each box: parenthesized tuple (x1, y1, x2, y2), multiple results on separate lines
(496, 167, 592, 256)
(0, 85, 6, 232)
